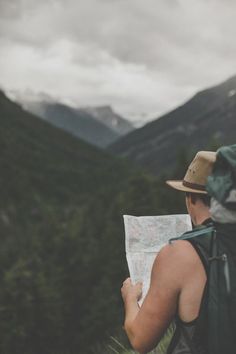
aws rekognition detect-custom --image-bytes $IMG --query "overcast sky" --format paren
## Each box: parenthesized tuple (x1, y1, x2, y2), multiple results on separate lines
(0, 0, 235, 125)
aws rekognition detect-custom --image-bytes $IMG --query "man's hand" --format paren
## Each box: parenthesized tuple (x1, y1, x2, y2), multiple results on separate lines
(121, 278, 142, 303)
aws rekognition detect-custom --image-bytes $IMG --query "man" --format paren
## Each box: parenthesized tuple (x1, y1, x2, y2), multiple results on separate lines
(121, 151, 216, 354)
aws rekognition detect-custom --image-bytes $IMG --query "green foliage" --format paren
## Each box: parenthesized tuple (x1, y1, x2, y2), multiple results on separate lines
(0, 92, 187, 354)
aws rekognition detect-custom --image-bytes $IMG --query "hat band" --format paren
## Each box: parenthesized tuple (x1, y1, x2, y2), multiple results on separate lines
(183, 180, 206, 191)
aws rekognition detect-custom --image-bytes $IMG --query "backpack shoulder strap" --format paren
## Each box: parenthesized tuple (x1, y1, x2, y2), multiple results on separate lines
(169, 223, 215, 274)
(169, 224, 215, 243)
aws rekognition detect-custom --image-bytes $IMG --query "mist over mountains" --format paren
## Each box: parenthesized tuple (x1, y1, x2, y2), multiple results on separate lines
(5, 74, 236, 175)
(110, 75, 236, 175)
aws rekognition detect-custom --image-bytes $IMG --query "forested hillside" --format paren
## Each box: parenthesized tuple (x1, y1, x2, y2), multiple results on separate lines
(0, 91, 185, 354)
(110, 75, 236, 174)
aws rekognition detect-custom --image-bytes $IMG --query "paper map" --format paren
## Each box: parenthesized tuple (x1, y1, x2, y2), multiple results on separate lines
(124, 214, 192, 305)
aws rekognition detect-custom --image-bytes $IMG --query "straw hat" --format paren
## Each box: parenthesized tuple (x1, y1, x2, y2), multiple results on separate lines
(166, 151, 217, 194)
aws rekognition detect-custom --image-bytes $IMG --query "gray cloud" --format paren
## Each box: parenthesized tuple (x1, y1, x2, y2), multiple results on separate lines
(0, 0, 236, 125)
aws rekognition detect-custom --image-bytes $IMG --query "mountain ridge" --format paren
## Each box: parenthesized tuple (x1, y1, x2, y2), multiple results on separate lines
(10, 91, 134, 148)
(109, 75, 236, 174)
(19, 100, 120, 148)
(84, 105, 134, 135)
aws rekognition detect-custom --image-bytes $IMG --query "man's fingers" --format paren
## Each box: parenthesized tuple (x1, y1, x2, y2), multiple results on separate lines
(122, 278, 143, 287)
(123, 277, 131, 285)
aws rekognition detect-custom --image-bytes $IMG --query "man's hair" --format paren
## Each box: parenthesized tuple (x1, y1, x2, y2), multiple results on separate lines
(185, 192, 211, 207)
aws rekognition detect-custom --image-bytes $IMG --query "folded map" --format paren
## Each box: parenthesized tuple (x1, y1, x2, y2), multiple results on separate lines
(124, 214, 192, 305)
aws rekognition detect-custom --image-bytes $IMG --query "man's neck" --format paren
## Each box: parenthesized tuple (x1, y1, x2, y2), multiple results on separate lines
(194, 211, 211, 226)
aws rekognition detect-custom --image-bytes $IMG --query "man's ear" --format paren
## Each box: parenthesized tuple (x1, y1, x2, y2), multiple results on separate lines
(185, 194, 191, 212)
(190, 193, 197, 205)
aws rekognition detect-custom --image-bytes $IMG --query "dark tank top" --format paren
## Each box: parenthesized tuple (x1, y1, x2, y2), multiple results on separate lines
(166, 236, 209, 354)
(166, 307, 208, 354)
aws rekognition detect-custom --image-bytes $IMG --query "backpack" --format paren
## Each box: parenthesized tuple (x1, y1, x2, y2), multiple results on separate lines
(170, 144, 236, 354)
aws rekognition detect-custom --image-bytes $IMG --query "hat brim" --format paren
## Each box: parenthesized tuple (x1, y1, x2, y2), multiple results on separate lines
(166, 180, 207, 194)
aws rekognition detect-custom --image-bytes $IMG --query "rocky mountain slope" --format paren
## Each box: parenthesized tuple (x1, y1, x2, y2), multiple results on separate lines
(84, 105, 134, 135)
(21, 100, 119, 148)
(109, 75, 236, 175)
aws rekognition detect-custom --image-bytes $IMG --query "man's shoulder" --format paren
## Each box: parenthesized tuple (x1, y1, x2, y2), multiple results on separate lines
(158, 240, 199, 264)
(151, 240, 204, 287)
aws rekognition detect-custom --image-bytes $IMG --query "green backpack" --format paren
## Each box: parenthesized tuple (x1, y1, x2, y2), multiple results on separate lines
(173, 221, 236, 354)
(171, 144, 236, 354)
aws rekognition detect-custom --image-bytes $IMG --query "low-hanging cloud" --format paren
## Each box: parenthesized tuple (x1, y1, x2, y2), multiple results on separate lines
(0, 0, 236, 124)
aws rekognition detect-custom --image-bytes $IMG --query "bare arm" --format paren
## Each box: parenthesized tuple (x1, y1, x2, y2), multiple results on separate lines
(121, 241, 200, 353)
